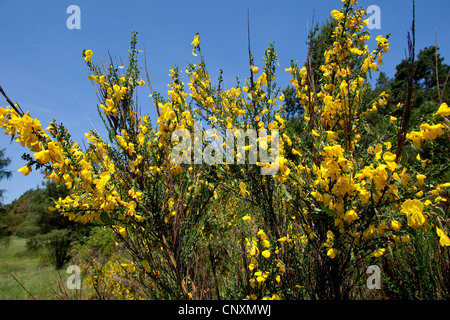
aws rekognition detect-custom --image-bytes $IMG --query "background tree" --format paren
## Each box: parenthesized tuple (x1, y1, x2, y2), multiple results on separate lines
(284, 18, 338, 118)
(0, 148, 12, 206)
(391, 46, 450, 119)
(0, 148, 12, 245)
(17, 181, 85, 269)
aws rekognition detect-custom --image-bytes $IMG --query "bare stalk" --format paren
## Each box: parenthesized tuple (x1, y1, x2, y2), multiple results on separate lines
(396, 0, 416, 163)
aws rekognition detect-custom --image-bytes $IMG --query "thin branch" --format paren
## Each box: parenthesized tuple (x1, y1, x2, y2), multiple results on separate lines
(247, 9, 257, 114)
(435, 29, 442, 104)
(247, 9, 253, 69)
(435, 30, 450, 104)
(396, 0, 415, 162)
(0, 85, 24, 116)
(306, 9, 319, 164)
(10, 273, 36, 300)
(442, 71, 450, 102)
(75, 100, 99, 135)
(143, 43, 160, 118)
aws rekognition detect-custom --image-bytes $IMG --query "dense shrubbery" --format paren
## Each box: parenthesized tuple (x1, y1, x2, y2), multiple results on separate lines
(0, 0, 449, 299)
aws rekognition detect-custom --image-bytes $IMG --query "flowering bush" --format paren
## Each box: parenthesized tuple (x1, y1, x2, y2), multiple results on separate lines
(0, 0, 449, 299)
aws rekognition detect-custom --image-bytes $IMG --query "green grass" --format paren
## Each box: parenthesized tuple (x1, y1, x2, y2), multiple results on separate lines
(0, 237, 73, 300)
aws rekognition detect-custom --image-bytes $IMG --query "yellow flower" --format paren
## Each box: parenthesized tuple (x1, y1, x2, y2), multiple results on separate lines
(327, 248, 337, 259)
(401, 235, 411, 244)
(239, 182, 250, 197)
(416, 174, 426, 186)
(312, 129, 320, 137)
(262, 250, 271, 259)
(251, 66, 259, 74)
(34, 149, 51, 164)
(382, 151, 397, 171)
(139, 78, 146, 86)
(401, 199, 426, 230)
(168, 198, 174, 211)
(344, 209, 358, 222)
(257, 229, 266, 240)
(277, 237, 287, 242)
(436, 227, 450, 247)
(326, 230, 335, 241)
(258, 72, 268, 87)
(84, 49, 93, 63)
(373, 248, 386, 258)
(119, 227, 127, 237)
(436, 102, 450, 117)
(398, 168, 409, 186)
(330, 9, 344, 20)
(191, 34, 200, 46)
(18, 165, 31, 176)
(438, 183, 450, 189)
(242, 215, 251, 222)
(391, 220, 401, 231)
(256, 276, 265, 284)
(339, 80, 348, 96)
(326, 131, 337, 141)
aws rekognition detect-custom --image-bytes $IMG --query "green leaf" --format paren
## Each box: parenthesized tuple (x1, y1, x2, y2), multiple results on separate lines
(370, 181, 380, 197)
(76, 230, 87, 243)
(281, 184, 292, 200)
(100, 212, 115, 225)
(318, 201, 336, 217)
(400, 148, 408, 166)
(363, 123, 373, 135)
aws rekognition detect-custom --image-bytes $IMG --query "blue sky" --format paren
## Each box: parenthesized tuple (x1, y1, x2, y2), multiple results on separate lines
(1, 0, 449, 205)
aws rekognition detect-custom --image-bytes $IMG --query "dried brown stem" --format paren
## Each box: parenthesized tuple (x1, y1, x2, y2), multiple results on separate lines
(10, 273, 36, 300)
(0, 85, 24, 116)
(306, 10, 319, 165)
(143, 43, 160, 118)
(396, 0, 416, 163)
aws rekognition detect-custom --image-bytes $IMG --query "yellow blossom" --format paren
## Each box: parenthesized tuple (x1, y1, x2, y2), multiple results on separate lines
(416, 174, 426, 186)
(373, 248, 386, 258)
(401, 199, 426, 230)
(84, 49, 93, 63)
(391, 220, 401, 231)
(436, 227, 450, 247)
(191, 34, 200, 46)
(344, 209, 358, 222)
(262, 250, 271, 259)
(327, 248, 338, 259)
(18, 165, 31, 176)
(435, 102, 450, 117)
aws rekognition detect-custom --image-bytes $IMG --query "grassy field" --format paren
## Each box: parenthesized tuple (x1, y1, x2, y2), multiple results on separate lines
(0, 237, 76, 300)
